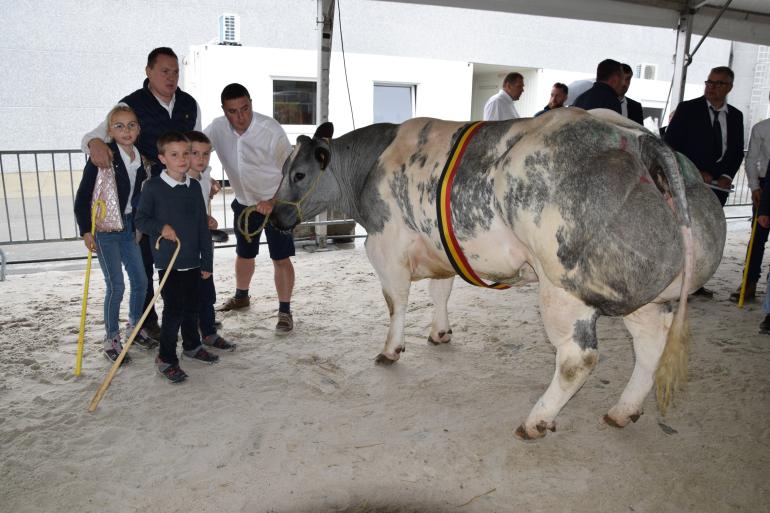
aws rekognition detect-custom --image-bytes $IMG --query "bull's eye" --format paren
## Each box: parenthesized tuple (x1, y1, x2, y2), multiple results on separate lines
(293, 172, 305, 183)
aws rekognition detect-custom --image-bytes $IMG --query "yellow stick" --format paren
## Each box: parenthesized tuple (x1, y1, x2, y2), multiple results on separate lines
(738, 214, 759, 309)
(88, 237, 181, 412)
(74, 200, 106, 376)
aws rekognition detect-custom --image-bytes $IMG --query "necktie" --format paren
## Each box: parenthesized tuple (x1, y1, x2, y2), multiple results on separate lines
(710, 106, 723, 161)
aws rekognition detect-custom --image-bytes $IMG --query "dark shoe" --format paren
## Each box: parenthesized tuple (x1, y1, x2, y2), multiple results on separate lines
(729, 282, 757, 303)
(126, 323, 158, 350)
(276, 311, 293, 334)
(692, 287, 714, 298)
(183, 346, 220, 364)
(103, 336, 131, 366)
(142, 319, 162, 340)
(156, 357, 187, 383)
(203, 334, 236, 351)
(760, 315, 770, 334)
(216, 295, 250, 312)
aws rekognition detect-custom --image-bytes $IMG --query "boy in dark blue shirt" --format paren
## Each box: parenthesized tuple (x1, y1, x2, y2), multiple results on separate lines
(135, 131, 218, 383)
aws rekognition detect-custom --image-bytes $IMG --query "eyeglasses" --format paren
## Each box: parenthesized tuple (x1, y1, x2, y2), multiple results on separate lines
(704, 80, 731, 87)
(111, 122, 139, 131)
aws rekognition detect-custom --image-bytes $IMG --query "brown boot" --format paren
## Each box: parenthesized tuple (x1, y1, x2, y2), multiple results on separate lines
(729, 282, 756, 303)
(216, 295, 250, 311)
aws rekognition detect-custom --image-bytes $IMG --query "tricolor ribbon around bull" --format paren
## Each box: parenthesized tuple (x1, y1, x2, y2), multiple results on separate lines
(74, 200, 106, 377)
(436, 121, 510, 290)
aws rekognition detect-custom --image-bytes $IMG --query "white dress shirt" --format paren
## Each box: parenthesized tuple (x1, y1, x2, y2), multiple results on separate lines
(483, 90, 520, 121)
(204, 112, 292, 206)
(620, 97, 628, 118)
(117, 144, 141, 214)
(746, 117, 770, 191)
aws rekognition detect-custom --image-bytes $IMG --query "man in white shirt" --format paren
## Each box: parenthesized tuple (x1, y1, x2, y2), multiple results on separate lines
(483, 72, 524, 121)
(205, 83, 296, 333)
(730, 91, 770, 303)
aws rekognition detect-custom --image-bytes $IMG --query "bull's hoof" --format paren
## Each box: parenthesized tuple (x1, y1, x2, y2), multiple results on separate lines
(514, 421, 555, 441)
(602, 411, 642, 428)
(427, 329, 452, 345)
(374, 346, 405, 365)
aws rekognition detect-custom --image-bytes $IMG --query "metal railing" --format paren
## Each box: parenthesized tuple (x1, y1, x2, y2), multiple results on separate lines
(0, 147, 754, 261)
(0, 149, 358, 252)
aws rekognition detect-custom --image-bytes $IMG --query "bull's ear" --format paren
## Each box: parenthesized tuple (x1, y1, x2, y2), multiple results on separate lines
(314, 122, 334, 141)
(315, 146, 330, 170)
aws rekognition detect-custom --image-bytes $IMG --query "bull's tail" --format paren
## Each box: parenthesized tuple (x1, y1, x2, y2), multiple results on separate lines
(647, 141, 693, 415)
(655, 224, 692, 415)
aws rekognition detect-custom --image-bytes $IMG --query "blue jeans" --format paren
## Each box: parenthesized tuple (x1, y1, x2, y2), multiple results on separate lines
(95, 214, 147, 339)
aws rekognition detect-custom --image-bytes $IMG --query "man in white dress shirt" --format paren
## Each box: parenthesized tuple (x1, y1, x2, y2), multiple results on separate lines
(205, 83, 296, 334)
(483, 72, 524, 121)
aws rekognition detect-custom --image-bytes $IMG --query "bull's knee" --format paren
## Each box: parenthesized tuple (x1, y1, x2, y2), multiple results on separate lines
(559, 349, 598, 386)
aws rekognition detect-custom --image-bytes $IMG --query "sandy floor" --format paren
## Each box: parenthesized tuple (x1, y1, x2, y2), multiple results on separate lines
(1, 223, 769, 513)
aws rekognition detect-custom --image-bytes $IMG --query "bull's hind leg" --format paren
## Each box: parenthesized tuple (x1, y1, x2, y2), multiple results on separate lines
(517, 278, 599, 440)
(605, 302, 673, 427)
(428, 277, 454, 345)
(366, 235, 412, 364)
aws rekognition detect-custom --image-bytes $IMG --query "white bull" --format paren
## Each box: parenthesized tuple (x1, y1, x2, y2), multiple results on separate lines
(271, 108, 726, 439)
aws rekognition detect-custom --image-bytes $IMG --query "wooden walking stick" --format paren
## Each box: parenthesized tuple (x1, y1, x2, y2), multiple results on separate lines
(88, 236, 181, 412)
(738, 214, 759, 309)
(74, 200, 106, 377)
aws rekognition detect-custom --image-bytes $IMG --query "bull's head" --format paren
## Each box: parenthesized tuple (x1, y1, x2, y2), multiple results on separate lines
(271, 122, 336, 231)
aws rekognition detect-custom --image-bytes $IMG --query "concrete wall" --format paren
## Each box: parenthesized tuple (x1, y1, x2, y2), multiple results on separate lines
(0, 0, 759, 151)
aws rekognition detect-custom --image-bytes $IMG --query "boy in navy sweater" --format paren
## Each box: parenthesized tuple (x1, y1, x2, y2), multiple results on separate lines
(135, 131, 218, 383)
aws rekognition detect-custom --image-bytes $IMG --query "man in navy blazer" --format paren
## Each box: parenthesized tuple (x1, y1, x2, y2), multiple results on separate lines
(665, 66, 744, 297)
(572, 59, 623, 114)
(665, 66, 744, 207)
(620, 63, 644, 124)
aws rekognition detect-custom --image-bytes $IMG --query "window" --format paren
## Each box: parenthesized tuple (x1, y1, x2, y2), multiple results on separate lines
(373, 84, 415, 124)
(273, 80, 316, 125)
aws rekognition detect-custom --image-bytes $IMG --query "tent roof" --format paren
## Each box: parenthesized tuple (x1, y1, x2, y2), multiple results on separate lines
(378, 0, 770, 46)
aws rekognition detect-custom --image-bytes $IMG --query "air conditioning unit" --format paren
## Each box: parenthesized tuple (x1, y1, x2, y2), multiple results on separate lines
(635, 63, 657, 80)
(219, 13, 241, 45)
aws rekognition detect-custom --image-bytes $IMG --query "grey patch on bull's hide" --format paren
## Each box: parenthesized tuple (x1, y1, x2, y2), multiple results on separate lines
(409, 151, 428, 168)
(357, 163, 392, 234)
(492, 134, 524, 169)
(416, 175, 440, 206)
(541, 119, 682, 316)
(449, 123, 514, 238)
(573, 313, 598, 350)
(503, 150, 551, 227)
(390, 164, 419, 231)
(331, 123, 400, 234)
(418, 121, 433, 147)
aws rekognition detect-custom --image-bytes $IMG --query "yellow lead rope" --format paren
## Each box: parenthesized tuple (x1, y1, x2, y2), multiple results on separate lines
(74, 200, 106, 377)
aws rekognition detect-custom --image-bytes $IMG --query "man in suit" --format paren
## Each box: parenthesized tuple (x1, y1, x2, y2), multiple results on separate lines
(620, 63, 644, 124)
(665, 66, 745, 297)
(572, 59, 623, 113)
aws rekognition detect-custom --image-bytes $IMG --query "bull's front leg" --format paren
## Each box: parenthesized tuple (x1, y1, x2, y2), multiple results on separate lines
(427, 277, 454, 345)
(366, 236, 412, 364)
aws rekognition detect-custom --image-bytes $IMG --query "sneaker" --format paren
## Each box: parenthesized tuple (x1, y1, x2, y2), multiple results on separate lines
(760, 315, 770, 334)
(216, 296, 250, 312)
(142, 319, 162, 340)
(183, 345, 220, 364)
(103, 336, 131, 366)
(156, 357, 187, 383)
(203, 334, 237, 351)
(276, 311, 293, 334)
(126, 323, 158, 350)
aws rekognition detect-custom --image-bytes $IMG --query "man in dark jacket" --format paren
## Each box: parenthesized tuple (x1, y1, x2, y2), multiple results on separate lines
(572, 59, 623, 113)
(80, 47, 202, 338)
(665, 66, 745, 298)
(620, 63, 644, 124)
